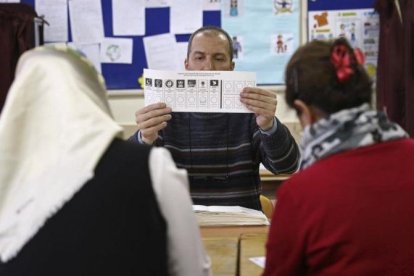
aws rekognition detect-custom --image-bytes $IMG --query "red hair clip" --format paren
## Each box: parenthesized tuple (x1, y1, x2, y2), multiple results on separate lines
(331, 44, 353, 83)
(331, 44, 366, 84)
(353, 48, 365, 65)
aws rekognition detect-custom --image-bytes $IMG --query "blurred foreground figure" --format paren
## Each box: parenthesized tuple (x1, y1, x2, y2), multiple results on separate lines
(0, 46, 211, 276)
(263, 38, 414, 275)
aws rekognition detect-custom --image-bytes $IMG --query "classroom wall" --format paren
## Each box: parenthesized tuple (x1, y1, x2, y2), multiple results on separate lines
(107, 0, 379, 143)
(108, 0, 308, 141)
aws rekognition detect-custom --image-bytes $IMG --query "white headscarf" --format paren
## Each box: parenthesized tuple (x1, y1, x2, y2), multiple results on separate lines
(0, 45, 123, 261)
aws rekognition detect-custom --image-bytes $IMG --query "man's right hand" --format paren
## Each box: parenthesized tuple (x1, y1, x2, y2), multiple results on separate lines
(135, 103, 172, 145)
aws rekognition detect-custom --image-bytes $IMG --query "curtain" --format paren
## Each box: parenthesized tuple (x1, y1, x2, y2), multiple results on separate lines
(0, 4, 37, 114)
(375, 0, 414, 137)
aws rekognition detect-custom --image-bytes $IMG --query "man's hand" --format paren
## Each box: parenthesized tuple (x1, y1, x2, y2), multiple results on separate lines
(240, 87, 277, 130)
(135, 103, 172, 144)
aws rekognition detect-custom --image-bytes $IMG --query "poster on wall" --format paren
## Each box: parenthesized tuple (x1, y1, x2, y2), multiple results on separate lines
(221, 0, 301, 84)
(308, 8, 379, 81)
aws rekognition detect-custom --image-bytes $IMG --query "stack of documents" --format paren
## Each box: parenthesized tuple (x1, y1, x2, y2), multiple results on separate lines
(193, 205, 270, 226)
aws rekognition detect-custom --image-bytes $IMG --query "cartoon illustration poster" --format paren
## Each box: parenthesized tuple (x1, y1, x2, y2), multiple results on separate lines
(222, 0, 300, 84)
(308, 9, 379, 80)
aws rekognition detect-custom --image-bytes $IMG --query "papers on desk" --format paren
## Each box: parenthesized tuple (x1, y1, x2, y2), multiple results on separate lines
(193, 205, 270, 226)
(249, 256, 266, 268)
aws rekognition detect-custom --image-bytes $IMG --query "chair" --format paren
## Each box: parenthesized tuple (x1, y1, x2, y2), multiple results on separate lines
(260, 195, 274, 219)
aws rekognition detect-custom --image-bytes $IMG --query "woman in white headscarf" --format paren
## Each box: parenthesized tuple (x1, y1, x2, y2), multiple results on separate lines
(0, 45, 211, 276)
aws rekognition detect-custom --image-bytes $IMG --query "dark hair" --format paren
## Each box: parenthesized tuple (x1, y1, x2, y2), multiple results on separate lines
(285, 38, 373, 115)
(187, 26, 233, 62)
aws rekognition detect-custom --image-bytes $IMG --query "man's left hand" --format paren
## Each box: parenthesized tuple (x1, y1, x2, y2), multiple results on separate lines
(240, 87, 277, 131)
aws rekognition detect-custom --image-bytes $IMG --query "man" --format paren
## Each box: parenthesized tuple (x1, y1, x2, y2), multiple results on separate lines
(130, 26, 299, 210)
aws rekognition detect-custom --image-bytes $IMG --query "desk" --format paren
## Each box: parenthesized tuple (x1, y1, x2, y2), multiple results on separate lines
(203, 236, 239, 276)
(260, 168, 291, 182)
(260, 168, 291, 200)
(201, 226, 269, 276)
(200, 225, 268, 238)
(239, 233, 268, 276)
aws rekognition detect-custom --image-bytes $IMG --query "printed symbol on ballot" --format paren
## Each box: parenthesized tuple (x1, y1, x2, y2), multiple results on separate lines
(145, 78, 152, 87)
(177, 96, 185, 104)
(188, 79, 196, 87)
(154, 79, 162, 88)
(236, 82, 244, 90)
(210, 80, 219, 87)
(177, 79, 185, 88)
(224, 82, 233, 90)
(166, 96, 174, 104)
(200, 80, 207, 88)
(165, 80, 174, 88)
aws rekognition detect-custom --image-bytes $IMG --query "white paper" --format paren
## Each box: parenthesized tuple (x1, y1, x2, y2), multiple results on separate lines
(112, 0, 145, 36)
(192, 204, 269, 226)
(194, 205, 263, 214)
(0, 0, 20, 2)
(249, 256, 266, 268)
(145, 0, 170, 8)
(68, 43, 102, 73)
(144, 69, 256, 113)
(170, 0, 203, 34)
(68, 0, 104, 44)
(203, 0, 221, 11)
(175, 42, 188, 70)
(100, 38, 133, 64)
(36, 0, 68, 42)
(143, 33, 177, 70)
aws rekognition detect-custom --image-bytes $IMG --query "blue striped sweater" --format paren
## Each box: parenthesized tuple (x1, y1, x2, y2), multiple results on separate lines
(130, 112, 299, 210)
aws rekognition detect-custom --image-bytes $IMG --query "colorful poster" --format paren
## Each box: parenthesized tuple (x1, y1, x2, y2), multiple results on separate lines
(308, 9, 379, 80)
(221, 0, 301, 84)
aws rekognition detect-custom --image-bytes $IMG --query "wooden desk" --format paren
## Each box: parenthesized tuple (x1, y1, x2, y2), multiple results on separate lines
(260, 168, 291, 200)
(202, 236, 239, 276)
(200, 225, 269, 238)
(200, 226, 269, 276)
(260, 168, 291, 182)
(239, 233, 268, 276)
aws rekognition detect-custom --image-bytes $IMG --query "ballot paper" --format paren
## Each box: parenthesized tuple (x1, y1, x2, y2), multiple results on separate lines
(193, 205, 269, 226)
(143, 69, 256, 113)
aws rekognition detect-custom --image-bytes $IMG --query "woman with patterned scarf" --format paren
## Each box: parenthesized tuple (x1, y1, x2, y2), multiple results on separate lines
(263, 38, 414, 275)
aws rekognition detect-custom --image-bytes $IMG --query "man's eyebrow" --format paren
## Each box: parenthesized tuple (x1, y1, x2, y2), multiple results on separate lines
(192, 51, 205, 55)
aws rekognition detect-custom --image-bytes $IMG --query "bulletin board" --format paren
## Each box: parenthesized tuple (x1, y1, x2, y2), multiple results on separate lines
(20, 0, 221, 90)
(307, 0, 380, 81)
(307, 0, 377, 41)
(308, 0, 376, 11)
(221, 0, 301, 85)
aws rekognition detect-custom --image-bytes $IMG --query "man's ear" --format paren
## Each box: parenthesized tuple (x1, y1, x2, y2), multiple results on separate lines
(184, 58, 189, 70)
(293, 99, 314, 128)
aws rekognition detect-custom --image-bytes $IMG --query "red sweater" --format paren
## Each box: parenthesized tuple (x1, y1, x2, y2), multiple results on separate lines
(264, 139, 414, 275)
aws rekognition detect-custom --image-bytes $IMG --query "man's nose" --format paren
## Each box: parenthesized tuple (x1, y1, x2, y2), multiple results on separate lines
(203, 58, 215, 70)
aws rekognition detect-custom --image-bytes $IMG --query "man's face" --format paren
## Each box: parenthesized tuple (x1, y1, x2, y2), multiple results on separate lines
(185, 33, 235, 71)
